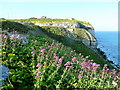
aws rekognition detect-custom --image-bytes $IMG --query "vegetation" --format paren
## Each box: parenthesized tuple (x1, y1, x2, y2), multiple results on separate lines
(1, 17, 91, 27)
(1, 21, 32, 33)
(0, 21, 119, 89)
(1, 33, 120, 89)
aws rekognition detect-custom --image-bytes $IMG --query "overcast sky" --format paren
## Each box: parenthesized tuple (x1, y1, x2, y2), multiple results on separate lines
(0, 0, 119, 31)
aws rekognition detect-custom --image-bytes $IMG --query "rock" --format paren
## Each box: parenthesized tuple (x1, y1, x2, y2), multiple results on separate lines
(88, 29, 95, 36)
(34, 22, 80, 28)
(0, 30, 29, 45)
(0, 65, 10, 87)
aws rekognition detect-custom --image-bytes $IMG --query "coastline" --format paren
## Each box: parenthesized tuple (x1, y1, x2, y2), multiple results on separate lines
(94, 31, 119, 70)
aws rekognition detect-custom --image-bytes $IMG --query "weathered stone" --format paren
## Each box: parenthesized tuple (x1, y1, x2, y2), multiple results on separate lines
(0, 65, 10, 87)
(0, 30, 29, 45)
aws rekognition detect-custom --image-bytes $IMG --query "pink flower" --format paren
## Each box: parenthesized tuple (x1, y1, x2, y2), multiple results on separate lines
(13, 39, 17, 42)
(40, 49, 45, 52)
(78, 74, 83, 79)
(61, 56, 64, 59)
(54, 53, 56, 56)
(40, 46, 43, 49)
(68, 69, 70, 71)
(72, 57, 77, 61)
(58, 58, 63, 63)
(71, 63, 76, 64)
(36, 69, 39, 72)
(80, 71, 84, 73)
(85, 56, 89, 59)
(40, 49, 45, 55)
(44, 64, 47, 67)
(81, 58, 85, 60)
(54, 56, 59, 61)
(0, 42, 2, 45)
(5, 45, 8, 47)
(64, 61, 71, 66)
(66, 66, 74, 68)
(31, 51, 35, 55)
(90, 77, 93, 80)
(12, 43, 15, 45)
(46, 55, 50, 57)
(37, 57, 40, 60)
(56, 64, 60, 67)
(4, 34, 8, 38)
(64, 68, 67, 71)
(51, 51, 54, 53)
(37, 72, 41, 76)
(36, 63, 42, 67)
(48, 46, 51, 48)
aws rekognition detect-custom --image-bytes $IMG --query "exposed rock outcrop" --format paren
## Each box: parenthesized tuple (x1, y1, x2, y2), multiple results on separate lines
(82, 30, 97, 48)
(0, 30, 29, 44)
(0, 65, 10, 87)
(34, 22, 80, 28)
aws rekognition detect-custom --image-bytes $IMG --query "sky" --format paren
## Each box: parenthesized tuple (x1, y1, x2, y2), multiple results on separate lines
(0, 0, 119, 31)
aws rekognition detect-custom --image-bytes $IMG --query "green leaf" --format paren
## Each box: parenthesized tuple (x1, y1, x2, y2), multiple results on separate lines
(40, 81, 47, 86)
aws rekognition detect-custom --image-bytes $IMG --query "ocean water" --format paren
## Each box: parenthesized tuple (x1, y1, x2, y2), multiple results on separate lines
(95, 31, 119, 65)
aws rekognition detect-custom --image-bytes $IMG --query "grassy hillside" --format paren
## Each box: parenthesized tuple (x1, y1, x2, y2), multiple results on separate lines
(5, 18, 90, 24)
(1, 18, 93, 30)
(40, 26, 115, 69)
(1, 21, 119, 89)
(1, 21, 115, 69)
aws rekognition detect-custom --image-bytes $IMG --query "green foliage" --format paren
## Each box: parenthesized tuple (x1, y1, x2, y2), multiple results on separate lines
(1, 21, 31, 33)
(40, 26, 115, 68)
(73, 28, 88, 39)
(29, 17, 38, 19)
(1, 21, 119, 89)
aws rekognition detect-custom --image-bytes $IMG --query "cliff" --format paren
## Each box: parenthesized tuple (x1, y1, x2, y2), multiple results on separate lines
(1, 17, 98, 49)
(1, 20, 116, 69)
(27, 18, 98, 49)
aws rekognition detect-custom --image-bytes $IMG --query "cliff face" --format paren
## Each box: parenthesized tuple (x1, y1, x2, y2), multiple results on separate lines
(82, 29, 98, 49)
(34, 22, 81, 28)
(33, 21, 97, 48)
(14, 18, 98, 48)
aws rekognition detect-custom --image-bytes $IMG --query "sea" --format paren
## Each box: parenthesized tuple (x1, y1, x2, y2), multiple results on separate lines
(95, 31, 119, 65)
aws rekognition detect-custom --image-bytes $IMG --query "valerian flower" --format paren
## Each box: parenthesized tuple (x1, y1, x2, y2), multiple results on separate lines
(36, 63, 42, 67)
(72, 57, 77, 62)
(64, 61, 71, 66)
(37, 72, 41, 76)
(78, 74, 83, 79)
